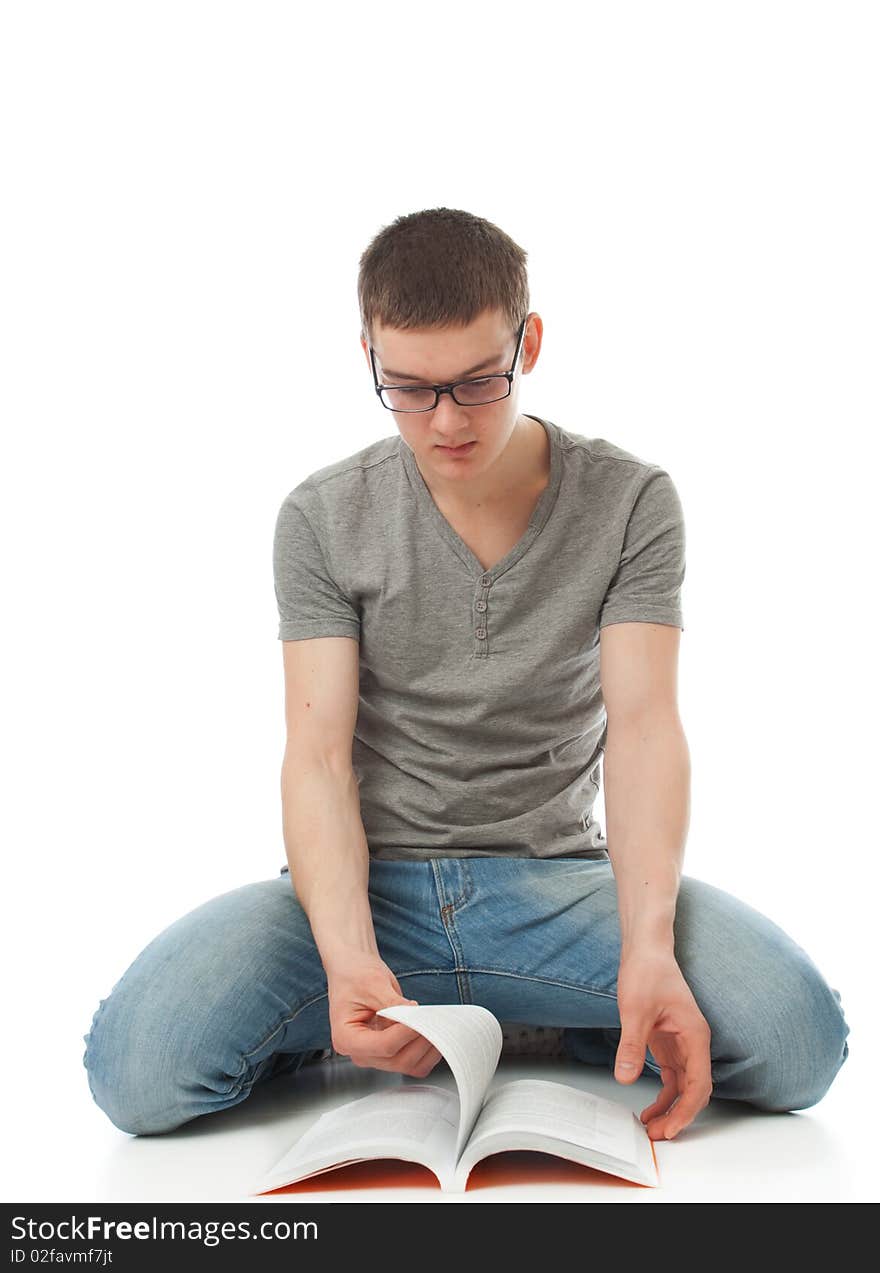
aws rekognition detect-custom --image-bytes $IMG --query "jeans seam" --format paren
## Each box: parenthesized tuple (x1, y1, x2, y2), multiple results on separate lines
(428, 862, 470, 1000)
(394, 966, 620, 1000)
(457, 859, 474, 908)
(395, 967, 466, 976)
(443, 922, 471, 1003)
(429, 861, 463, 912)
(219, 988, 333, 1097)
(458, 967, 619, 999)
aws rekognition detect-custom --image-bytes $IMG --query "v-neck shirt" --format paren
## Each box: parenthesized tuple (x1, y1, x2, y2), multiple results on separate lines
(398, 418, 563, 599)
(273, 414, 685, 860)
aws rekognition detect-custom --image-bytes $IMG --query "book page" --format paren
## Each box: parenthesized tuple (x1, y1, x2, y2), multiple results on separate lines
(455, 1077, 658, 1188)
(377, 1004, 503, 1161)
(254, 1084, 459, 1194)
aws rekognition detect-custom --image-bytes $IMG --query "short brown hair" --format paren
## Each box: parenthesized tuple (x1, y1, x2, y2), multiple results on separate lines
(357, 207, 530, 346)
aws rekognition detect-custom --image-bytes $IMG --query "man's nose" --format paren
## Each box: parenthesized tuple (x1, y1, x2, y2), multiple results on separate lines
(431, 389, 471, 432)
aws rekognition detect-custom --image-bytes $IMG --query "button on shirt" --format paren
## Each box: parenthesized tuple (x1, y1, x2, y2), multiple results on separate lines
(273, 414, 685, 860)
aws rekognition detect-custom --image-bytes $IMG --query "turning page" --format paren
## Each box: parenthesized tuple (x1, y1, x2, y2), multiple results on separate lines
(376, 1004, 503, 1159)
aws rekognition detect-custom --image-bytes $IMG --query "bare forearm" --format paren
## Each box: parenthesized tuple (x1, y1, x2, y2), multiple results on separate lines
(602, 716, 691, 955)
(281, 753, 380, 973)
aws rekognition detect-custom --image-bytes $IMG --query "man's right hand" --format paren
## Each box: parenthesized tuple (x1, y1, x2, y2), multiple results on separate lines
(325, 958, 443, 1078)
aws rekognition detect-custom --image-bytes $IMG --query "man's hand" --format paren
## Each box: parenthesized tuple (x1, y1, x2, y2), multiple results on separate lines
(326, 957, 443, 1078)
(613, 948, 713, 1140)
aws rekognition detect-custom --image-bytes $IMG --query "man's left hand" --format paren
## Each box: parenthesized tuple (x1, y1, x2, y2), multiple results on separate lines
(613, 948, 713, 1140)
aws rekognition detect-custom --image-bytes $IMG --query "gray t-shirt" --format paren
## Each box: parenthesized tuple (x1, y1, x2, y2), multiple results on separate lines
(273, 413, 685, 860)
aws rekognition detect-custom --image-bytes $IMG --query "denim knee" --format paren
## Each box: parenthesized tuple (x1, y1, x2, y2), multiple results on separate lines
(81, 875, 331, 1135)
(82, 988, 327, 1136)
(82, 993, 191, 1136)
(82, 985, 257, 1136)
(722, 982, 851, 1114)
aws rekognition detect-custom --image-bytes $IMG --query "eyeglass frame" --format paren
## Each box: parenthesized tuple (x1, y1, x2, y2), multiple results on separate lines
(368, 314, 529, 412)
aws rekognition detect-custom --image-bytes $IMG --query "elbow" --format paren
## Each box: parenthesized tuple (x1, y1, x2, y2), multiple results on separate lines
(606, 704, 687, 745)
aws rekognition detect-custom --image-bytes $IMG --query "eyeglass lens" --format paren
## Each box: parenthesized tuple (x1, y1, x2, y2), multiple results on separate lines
(380, 377, 510, 412)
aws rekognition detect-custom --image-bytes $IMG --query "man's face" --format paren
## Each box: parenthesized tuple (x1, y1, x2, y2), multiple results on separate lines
(362, 307, 538, 486)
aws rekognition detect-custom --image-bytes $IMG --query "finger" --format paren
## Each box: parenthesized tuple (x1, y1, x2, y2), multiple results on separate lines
(368, 999, 419, 1029)
(337, 1020, 420, 1060)
(657, 1042, 713, 1138)
(396, 1039, 443, 1076)
(361, 1036, 437, 1075)
(385, 1036, 436, 1069)
(364, 1021, 426, 1057)
(614, 1032, 647, 1083)
(662, 1074, 712, 1138)
(639, 1064, 680, 1123)
(380, 1038, 442, 1076)
(418, 1044, 444, 1074)
(350, 1022, 428, 1065)
(642, 1090, 683, 1138)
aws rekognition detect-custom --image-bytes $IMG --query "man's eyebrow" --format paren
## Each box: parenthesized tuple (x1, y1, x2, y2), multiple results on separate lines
(378, 351, 504, 383)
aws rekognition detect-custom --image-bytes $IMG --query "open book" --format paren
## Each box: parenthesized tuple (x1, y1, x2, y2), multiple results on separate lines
(253, 1004, 659, 1194)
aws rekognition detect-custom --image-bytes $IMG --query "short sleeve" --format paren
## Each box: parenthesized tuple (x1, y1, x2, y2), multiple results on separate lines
(599, 467, 686, 631)
(273, 494, 361, 642)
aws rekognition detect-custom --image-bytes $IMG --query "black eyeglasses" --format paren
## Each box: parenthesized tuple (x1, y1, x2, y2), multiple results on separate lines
(369, 315, 528, 413)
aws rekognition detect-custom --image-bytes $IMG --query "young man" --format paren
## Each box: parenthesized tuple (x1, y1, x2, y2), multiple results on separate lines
(83, 207, 849, 1142)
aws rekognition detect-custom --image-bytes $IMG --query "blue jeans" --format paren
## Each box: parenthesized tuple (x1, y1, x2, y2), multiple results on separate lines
(82, 857, 850, 1135)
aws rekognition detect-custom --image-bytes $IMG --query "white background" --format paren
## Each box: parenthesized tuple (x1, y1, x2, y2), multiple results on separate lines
(2, 0, 877, 1203)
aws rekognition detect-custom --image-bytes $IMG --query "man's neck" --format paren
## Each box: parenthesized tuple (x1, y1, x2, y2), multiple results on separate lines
(423, 415, 549, 516)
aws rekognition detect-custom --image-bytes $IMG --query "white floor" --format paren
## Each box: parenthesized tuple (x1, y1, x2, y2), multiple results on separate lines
(10, 1042, 871, 1204)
